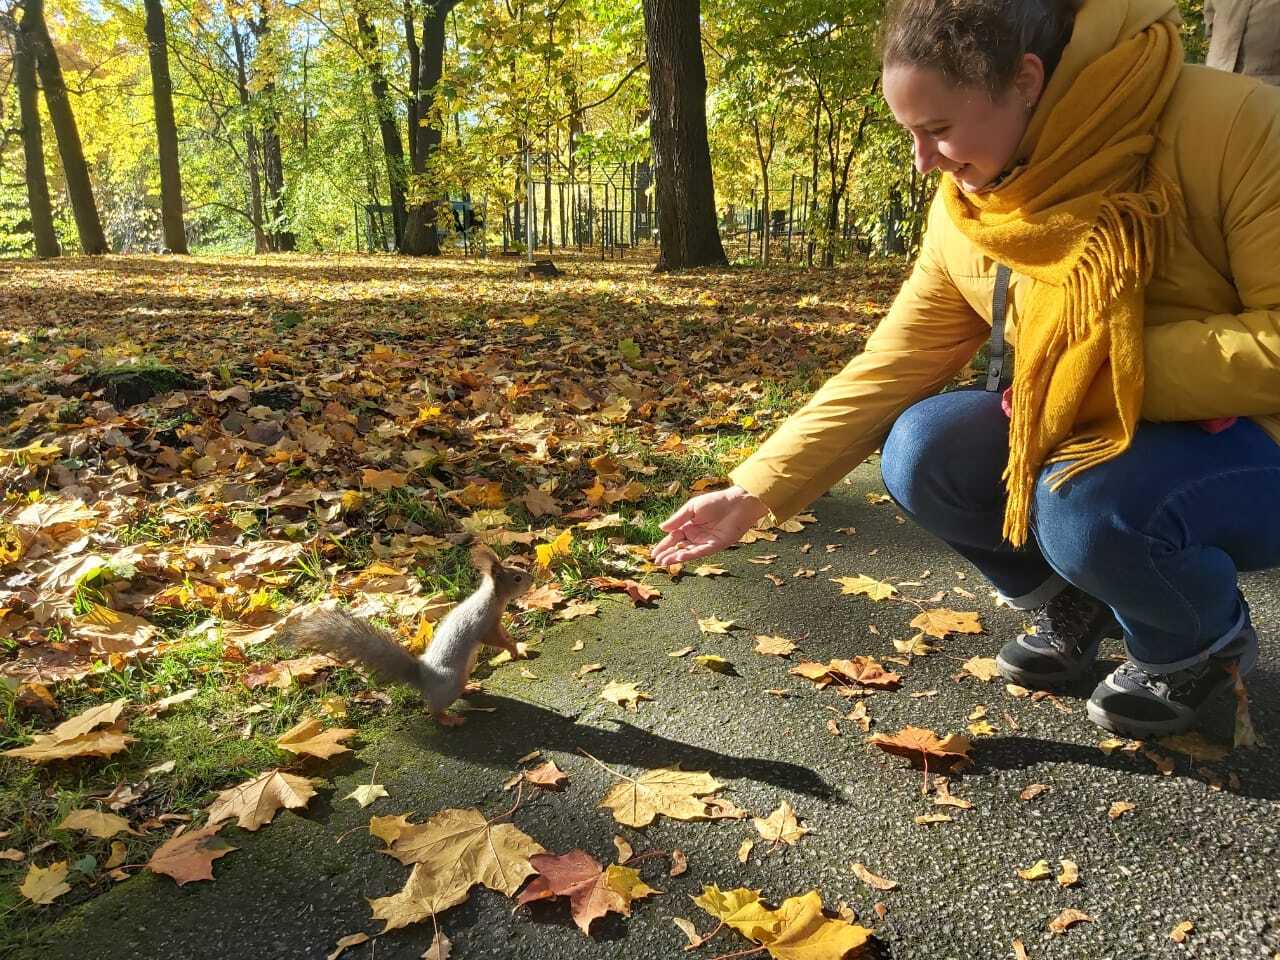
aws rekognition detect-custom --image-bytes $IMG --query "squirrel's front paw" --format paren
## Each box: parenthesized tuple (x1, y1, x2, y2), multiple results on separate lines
(432, 711, 467, 727)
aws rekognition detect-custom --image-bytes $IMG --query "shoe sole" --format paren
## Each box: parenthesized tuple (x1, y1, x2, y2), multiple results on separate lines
(1085, 640, 1261, 738)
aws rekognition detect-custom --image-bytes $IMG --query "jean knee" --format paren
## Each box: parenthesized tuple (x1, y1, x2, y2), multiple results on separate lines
(1031, 469, 1118, 587)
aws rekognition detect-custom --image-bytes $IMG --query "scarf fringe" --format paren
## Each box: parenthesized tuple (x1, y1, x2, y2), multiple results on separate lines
(1001, 168, 1178, 547)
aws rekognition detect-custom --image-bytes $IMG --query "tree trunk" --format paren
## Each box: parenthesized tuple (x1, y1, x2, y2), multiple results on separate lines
(403, 0, 421, 170)
(143, 0, 188, 253)
(356, 6, 408, 249)
(640, 0, 725, 270)
(19, 0, 108, 254)
(260, 83, 295, 251)
(402, 0, 454, 256)
(231, 24, 268, 252)
(11, 25, 59, 257)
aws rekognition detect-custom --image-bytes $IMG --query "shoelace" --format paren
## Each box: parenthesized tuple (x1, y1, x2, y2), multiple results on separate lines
(1027, 591, 1097, 655)
(1113, 659, 1204, 697)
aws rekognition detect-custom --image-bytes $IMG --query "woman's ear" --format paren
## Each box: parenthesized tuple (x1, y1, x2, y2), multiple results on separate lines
(1012, 52, 1047, 111)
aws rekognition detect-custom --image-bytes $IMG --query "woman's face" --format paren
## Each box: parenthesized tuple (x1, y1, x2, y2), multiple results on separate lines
(883, 55, 1045, 194)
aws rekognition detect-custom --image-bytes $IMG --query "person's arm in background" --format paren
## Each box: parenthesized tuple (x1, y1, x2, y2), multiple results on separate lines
(1142, 86, 1280, 425)
(725, 197, 989, 525)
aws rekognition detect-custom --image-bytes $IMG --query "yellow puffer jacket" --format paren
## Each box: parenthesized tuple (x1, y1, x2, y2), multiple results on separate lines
(729, 23, 1280, 525)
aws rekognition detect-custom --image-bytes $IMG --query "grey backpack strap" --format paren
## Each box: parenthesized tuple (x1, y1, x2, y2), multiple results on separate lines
(986, 263, 1013, 392)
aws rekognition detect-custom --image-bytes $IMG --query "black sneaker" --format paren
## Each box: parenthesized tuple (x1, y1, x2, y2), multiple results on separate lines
(994, 584, 1122, 689)
(1086, 622, 1260, 737)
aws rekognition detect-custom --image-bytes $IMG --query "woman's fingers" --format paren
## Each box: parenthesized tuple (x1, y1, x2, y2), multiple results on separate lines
(658, 502, 696, 531)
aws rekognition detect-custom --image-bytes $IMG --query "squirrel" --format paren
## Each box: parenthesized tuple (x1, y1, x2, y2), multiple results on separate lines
(287, 542, 534, 726)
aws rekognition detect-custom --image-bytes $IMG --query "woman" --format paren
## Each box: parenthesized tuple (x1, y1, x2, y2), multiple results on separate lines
(651, 0, 1280, 738)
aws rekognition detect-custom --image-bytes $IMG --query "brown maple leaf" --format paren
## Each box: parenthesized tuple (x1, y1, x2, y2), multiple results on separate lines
(867, 726, 973, 771)
(147, 824, 237, 885)
(205, 769, 317, 831)
(516, 850, 657, 935)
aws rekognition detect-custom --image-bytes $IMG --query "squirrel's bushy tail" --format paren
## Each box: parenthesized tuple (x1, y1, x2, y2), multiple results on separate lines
(287, 608, 428, 693)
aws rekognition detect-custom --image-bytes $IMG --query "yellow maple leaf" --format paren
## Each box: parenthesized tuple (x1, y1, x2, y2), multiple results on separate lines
(830, 575, 897, 601)
(19, 861, 71, 905)
(371, 808, 544, 931)
(959, 656, 1001, 682)
(599, 680, 652, 710)
(910, 608, 983, 639)
(598, 767, 729, 828)
(697, 615, 735, 634)
(752, 801, 809, 845)
(58, 808, 133, 839)
(535, 528, 574, 569)
(205, 769, 317, 831)
(275, 716, 356, 760)
(693, 885, 874, 958)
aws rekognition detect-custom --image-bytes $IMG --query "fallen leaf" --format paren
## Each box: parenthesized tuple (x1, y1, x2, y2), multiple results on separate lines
(3, 698, 134, 763)
(1230, 663, 1260, 749)
(58, 809, 133, 839)
(958, 657, 1000, 682)
(1012, 937, 1029, 960)
(693, 885, 873, 958)
(345, 782, 390, 808)
(1108, 801, 1135, 820)
(369, 813, 414, 845)
(1016, 859, 1052, 881)
(147, 824, 237, 885)
(753, 635, 797, 657)
(830, 574, 897, 601)
(275, 716, 356, 759)
(524, 760, 569, 790)
(19, 861, 71, 904)
(326, 932, 370, 960)
(598, 767, 733, 828)
(516, 850, 656, 935)
(868, 727, 973, 771)
(694, 654, 735, 674)
(910, 608, 982, 639)
(1169, 919, 1194, 943)
(1020, 784, 1049, 801)
(753, 801, 809, 846)
(1048, 908, 1093, 934)
(205, 769, 317, 831)
(651, 844, 678, 879)
(697, 616, 735, 634)
(738, 838, 755, 862)
(422, 929, 452, 960)
(371, 808, 544, 931)
(574, 662, 604, 679)
(1156, 732, 1230, 763)
(0, 849, 25, 862)
(599, 680, 652, 710)
(851, 862, 898, 891)
(668, 646, 696, 658)
(1057, 859, 1079, 887)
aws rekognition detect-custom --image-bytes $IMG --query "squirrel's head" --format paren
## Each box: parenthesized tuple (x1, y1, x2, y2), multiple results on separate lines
(469, 542, 534, 600)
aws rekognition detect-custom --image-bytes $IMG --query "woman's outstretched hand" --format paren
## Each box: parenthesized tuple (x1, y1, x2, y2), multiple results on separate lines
(650, 485, 771, 566)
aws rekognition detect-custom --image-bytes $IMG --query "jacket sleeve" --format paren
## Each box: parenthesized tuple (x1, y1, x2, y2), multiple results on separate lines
(727, 198, 989, 524)
(1143, 85, 1280, 421)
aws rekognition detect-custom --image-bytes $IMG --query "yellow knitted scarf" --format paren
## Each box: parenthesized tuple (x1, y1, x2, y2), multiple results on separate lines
(941, 4, 1184, 548)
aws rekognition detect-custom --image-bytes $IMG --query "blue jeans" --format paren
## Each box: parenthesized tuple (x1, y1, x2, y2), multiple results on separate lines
(880, 389, 1280, 671)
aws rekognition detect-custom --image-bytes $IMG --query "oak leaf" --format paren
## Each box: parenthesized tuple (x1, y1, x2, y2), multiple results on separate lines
(205, 769, 317, 831)
(275, 716, 356, 759)
(147, 824, 237, 885)
(371, 808, 544, 931)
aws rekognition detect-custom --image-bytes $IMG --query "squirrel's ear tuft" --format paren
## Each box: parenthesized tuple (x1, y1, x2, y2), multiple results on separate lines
(469, 542, 498, 573)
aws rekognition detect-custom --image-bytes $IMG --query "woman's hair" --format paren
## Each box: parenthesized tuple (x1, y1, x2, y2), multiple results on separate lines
(879, 0, 1084, 96)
